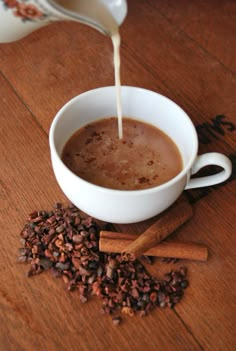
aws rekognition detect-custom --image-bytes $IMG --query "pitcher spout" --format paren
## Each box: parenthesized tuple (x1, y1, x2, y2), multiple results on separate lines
(0, 0, 127, 43)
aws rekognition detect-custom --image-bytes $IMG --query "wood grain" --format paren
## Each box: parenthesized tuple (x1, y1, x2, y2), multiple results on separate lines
(0, 0, 235, 350)
(121, 0, 236, 124)
(0, 74, 202, 350)
(151, 0, 236, 73)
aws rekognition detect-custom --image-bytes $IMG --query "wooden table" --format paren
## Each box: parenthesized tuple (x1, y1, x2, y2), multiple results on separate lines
(0, 0, 235, 350)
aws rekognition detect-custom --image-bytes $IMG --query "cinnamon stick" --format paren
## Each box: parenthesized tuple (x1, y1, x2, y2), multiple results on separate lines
(120, 199, 193, 260)
(100, 231, 136, 241)
(99, 237, 208, 261)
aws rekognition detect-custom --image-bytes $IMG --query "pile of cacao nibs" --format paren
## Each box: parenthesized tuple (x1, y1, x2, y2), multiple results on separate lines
(18, 203, 189, 325)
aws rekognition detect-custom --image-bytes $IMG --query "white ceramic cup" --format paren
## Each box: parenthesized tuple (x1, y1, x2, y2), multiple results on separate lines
(49, 86, 232, 223)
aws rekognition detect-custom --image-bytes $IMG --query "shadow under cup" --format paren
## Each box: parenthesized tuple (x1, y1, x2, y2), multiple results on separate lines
(49, 86, 198, 223)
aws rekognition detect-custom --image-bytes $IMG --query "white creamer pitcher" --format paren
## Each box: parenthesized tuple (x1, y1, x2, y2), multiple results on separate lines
(0, 0, 127, 43)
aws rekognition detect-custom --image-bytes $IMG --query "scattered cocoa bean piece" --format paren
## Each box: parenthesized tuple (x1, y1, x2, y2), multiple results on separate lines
(112, 316, 122, 326)
(18, 203, 190, 324)
(140, 255, 154, 265)
(161, 257, 180, 264)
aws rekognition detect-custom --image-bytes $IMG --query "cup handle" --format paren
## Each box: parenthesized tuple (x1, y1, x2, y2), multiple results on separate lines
(184, 152, 232, 190)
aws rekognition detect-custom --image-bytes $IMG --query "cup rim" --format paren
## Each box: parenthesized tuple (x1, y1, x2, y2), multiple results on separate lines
(49, 86, 199, 195)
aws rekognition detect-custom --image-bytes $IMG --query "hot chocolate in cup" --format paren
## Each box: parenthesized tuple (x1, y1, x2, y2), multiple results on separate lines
(49, 86, 232, 224)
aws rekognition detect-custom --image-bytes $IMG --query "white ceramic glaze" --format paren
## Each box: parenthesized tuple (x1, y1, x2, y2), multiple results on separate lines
(0, 0, 127, 42)
(49, 86, 232, 223)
